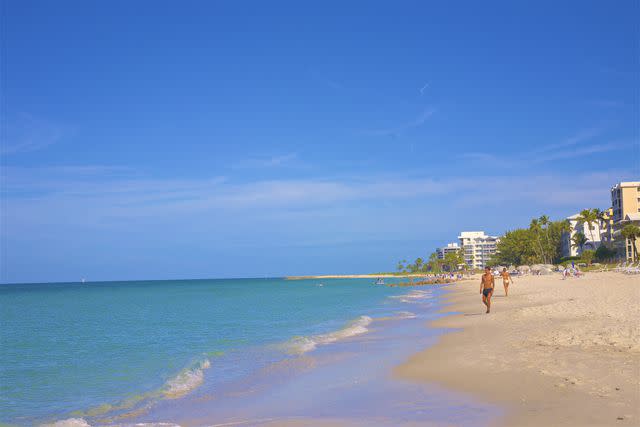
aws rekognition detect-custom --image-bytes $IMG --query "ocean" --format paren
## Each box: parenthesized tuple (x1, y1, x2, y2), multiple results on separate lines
(0, 277, 497, 426)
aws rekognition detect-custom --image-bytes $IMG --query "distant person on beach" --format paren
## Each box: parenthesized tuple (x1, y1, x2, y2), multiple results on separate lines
(500, 267, 513, 296)
(480, 266, 494, 313)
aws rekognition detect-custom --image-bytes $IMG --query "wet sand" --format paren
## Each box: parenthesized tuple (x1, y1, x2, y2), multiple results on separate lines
(395, 271, 640, 426)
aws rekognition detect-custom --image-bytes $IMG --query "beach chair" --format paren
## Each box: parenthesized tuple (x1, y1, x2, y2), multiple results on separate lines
(624, 262, 640, 274)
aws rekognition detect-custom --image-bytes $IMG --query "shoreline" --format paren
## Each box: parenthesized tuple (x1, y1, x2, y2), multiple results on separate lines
(101, 283, 497, 426)
(395, 271, 640, 426)
(285, 274, 451, 280)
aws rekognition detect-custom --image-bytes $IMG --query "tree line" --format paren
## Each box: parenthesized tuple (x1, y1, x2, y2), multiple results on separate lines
(397, 248, 466, 274)
(395, 208, 640, 273)
(491, 209, 639, 266)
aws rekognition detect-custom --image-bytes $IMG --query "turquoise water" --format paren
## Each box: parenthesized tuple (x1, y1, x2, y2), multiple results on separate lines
(0, 278, 412, 425)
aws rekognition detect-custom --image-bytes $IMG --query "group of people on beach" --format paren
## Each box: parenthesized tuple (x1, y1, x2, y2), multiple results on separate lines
(479, 267, 513, 314)
(562, 265, 583, 279)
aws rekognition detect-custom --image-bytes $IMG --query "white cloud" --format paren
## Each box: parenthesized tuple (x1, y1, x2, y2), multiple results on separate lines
(458, 126, 633, 164)
(1, 164, 624, 226)
(532, 141, 635, 162)
(0, 114, 69, 155)
(232, 153, 300, 169)
(530, 126, 605, 154)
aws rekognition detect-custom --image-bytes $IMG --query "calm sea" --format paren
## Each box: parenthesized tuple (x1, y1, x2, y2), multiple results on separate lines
(0, 277, 421, 425)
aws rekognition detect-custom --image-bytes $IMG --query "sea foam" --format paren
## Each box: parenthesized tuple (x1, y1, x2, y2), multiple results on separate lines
(41, 418, 91, 427)
(283, 315, 373, 355)
(390, 289, 432, 303)
(162, 358, 211, 399)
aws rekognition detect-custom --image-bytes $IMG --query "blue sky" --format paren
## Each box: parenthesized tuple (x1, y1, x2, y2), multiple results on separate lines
(1, 0, 638, 283)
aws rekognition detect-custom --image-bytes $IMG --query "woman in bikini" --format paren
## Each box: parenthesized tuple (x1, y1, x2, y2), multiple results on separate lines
(500, 267, 513, 296)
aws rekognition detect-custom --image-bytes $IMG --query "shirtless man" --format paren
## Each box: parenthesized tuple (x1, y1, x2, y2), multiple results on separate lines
(500, 267, 513, 296)
(480, 266, 494, 313)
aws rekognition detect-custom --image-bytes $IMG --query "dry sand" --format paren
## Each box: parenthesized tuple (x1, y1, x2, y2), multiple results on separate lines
(395, 271, 640, 427)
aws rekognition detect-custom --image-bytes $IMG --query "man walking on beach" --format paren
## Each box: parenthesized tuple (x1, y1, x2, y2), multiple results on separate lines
(500, 267, 513, 296)
(480, 266, 494, 313)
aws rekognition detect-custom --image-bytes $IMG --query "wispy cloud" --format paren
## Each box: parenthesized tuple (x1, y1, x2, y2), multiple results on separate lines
(532, 140, 635, 162)
(458, 125, 631, 164)
(2, 164, 624, 223)
(530, 126, 605, 154)
(420, 82, 430, 95)
(232, 153, 300, 169)
(458, 152, 500, 162)
(362, 108, 436, 137)
(1, 113, 69, 155)
(2, 164, 629, 283)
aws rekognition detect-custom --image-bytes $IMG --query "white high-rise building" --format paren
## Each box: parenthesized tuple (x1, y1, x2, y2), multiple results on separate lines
(561, 213, 603, 257)
(436, 242, 460, 259)
(458, 231, 499, 269)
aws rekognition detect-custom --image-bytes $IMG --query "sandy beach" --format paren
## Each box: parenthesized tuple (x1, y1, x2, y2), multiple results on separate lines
(396, 271, 640, 426)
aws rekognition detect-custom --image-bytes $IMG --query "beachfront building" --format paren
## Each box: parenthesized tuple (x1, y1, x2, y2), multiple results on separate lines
(458, 231, 499, 269)
(599, 207, 615, 248)
(611, 181, 640, 222)
(561, 213, 603, 257)
(610, 182, 640, 261)
(612, 212, 640, 262)
(436, 242, 460, 260)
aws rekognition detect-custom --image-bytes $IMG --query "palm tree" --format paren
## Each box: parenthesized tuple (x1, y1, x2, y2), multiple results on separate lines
(595, 208, 612, 246)
(560, 219, 573, 235)
(427, 252, 440, 273)
(577, 208, 599, 247)
(539, 215, 551, 263)
(529, 218, 544, 263)
(571, 232, 588, 254)
(621, 225, 640, 262)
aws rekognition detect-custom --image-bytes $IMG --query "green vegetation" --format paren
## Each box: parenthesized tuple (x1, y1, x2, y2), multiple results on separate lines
(397, 248, 466, 274)
(580, 249, 595, 265)
(594, 245, 617, 262)
(577, 208, 600, 245)
(491, 215, 568, 265)
(571, 231, 588, 253)
(396, 207, 625, 272)
(490, 210, 625, 266)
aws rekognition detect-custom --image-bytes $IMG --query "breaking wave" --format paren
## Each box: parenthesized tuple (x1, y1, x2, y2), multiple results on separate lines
(375, 311, 418, 321)
(41, 419, 91, 427)
(162, 358, 211, 399)
(282, 315, 373, 355)
(392, 310, 417, 319)
(390, 289, 433, 303)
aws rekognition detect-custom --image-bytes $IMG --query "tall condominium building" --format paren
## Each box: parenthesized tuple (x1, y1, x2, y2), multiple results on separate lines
(436, 242, 460, 259)
(611, 182, 640, 222)
(611, 182, 640, 261)
(458, 231, 499, 269)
